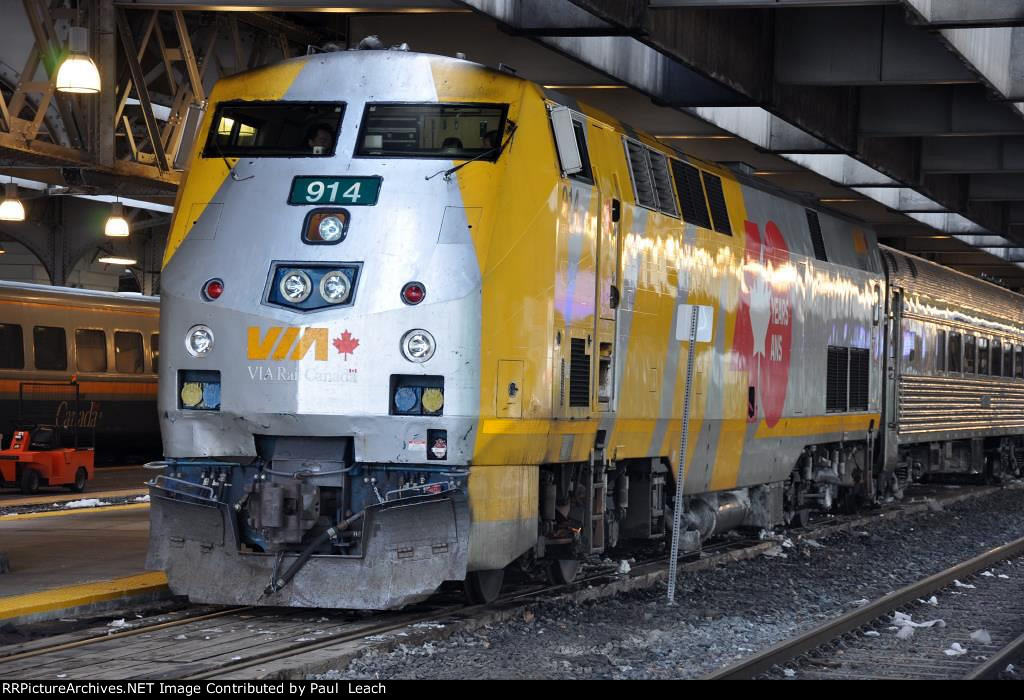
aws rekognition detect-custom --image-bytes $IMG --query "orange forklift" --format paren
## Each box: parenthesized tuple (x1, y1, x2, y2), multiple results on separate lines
(0, 381, 95, 494)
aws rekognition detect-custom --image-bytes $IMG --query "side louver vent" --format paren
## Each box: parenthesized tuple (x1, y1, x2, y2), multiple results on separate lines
(702, 172, 731, 235)
(848, 348, 870, 411)
(648, 150, 678, 217)
(826, 345, 849, 413)
(625, 140, 657, 210)
(569, 338, 590, 407)
(673, 160, 711, 229)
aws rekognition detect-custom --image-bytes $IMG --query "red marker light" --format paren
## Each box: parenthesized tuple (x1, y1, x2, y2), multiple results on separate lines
(203, 279, 224, 301)
(401, 282, 426, 305)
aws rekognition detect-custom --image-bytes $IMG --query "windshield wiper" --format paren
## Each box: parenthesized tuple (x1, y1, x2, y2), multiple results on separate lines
(212, 138, 255, 182)
(426, 120, 518, 182)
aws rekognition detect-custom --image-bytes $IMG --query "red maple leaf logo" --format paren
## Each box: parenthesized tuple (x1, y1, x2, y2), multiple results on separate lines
(332, 330, 359, 360)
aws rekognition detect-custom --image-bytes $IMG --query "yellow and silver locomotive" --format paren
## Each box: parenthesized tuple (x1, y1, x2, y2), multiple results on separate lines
(149, 47, 1024, 609)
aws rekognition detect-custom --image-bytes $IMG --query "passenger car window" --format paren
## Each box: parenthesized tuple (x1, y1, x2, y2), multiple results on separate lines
(936, 329, 946, 372)
(992, 339, 1002, 376)
(75, 329, 107, 372)
(115, 331, 144, 374)
(949, 332, 962, 373)
(33, 326, 67, 371)
(964, 335, 977, 374)
(978, 338, 989, 375)
(355, 103, 507, 160)
(203, 101, 344, 158)
(0, 323, 24, 369)
(1017, 345, 1024, 379)
(151, 333, 159, 374)
(1003, 342, 1013, 378)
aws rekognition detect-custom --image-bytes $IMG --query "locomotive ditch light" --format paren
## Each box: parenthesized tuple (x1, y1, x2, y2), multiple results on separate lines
(185, 325, 214, 357)
(280, 269, 313, 303)
(401, 329, 435, 363)
(320, 270, 351, 304)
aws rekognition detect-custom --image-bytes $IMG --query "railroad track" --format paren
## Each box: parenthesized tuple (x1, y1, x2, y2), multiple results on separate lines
(0, 540, 760, 680)
(0, 484, 1010, 680)
(705, 533, 1024, 680)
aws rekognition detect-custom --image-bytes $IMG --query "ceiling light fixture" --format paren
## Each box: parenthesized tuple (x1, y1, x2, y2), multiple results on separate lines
(0, 182, 25, 222)
(56, 26, 101, 94)
(104, 202, 129, 237)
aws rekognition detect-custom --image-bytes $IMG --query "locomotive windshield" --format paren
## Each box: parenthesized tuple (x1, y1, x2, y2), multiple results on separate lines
(355, 103, 507, 160)
(202, 101, 344, 158)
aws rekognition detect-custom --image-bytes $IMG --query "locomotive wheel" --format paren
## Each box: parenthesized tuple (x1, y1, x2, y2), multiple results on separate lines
(19, 468, 40, 495)
(464, 568, 504, 604)
(547, 559, 580, 586)
(69, 468, 87, 493)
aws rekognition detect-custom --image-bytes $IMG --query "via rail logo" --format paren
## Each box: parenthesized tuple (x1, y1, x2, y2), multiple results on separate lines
(733, 220, 793, 428)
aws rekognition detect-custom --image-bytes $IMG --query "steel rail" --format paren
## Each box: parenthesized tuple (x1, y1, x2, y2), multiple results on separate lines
(0, 606, 251, 665)
(964, 631, 1024, 680)
(704, 533, 1024, 679)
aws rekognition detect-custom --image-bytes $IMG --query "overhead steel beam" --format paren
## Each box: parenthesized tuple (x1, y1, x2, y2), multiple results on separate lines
(688, 106, 835, 152)
(651, 1, 894, 5)
(903, 0, 1024, 28)
(116, 7, 170, 171)
(112, 0, 464, 10)
(970, 173, 1024, 201)
(775, 6, 976, 86)
(463, 0, 747, 106)
(922, 135, 1024, 173)
(859, 85, 1024, 136)
(937, 26, 1024, 101)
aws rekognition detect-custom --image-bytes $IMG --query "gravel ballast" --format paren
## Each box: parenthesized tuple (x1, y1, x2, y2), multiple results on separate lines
(321, 485, 1024, 680)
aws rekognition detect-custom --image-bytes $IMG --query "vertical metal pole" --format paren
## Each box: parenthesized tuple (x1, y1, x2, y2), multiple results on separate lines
(667, 306, 700, 605)
(97, 0, 116, 167)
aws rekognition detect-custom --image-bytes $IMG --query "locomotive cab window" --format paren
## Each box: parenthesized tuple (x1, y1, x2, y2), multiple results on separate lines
(0, 323, 24, 369)
(203, 101, 344, 158)
(355, 103, 508, 160)
(33, 326, 66, 371)
(75, 329, 107, 372)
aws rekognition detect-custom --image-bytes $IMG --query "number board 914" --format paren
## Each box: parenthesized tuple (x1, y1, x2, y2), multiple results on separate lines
(289, 176, 382, 206)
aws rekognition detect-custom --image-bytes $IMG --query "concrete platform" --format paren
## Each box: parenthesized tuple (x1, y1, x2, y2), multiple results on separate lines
(0, 505, 167, 624)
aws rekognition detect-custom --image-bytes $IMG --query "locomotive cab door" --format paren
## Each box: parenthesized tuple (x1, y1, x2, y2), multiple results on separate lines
(594, 166, 621, 413)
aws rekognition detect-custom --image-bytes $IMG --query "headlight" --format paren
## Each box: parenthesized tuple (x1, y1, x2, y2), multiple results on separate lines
(185, 325, 214, 357)
(318, 215, 345, 242)
(319, 270, 351, 304)
(400, 329, 435, 363)
(279, 269, 312, 303)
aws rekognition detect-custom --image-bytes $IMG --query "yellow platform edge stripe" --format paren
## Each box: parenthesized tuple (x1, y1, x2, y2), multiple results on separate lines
(0, 571, 169, 621)
(0, 502, 150, 522)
